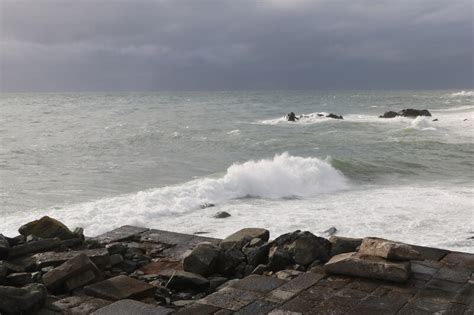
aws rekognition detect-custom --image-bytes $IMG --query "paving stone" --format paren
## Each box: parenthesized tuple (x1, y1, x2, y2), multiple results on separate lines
(335, 288, 368, 299)
(425, 278, 465, 293)
(265, 289, 296, 304)
(91, 299, 173, 314)
(231, 275, 286, 293)
(94, 226, 149, 244)
(345, 278, 381, 293)
(277, 273, 324, 294)
(411, 262, 438, 276)
(318, 295, 360, 314)
(441, 252, 474, 269)
(453, 283, 474, 304)
(199, 287, 260, 311)
(405, 298, 463, 313)
(299, 285, 338, 302)
(396, 305, 433, 314)
(315, 276, 352, 289)
(268, 310, 303, 315)
(280, 296, 314, 313)
(433, 267, 471, 283)
(411, 245, 449, 261)
(214, 309, 234, 315)
(174, 303, 221, 315)
(361, 295, 409, 313)
(84, 275, 155, 301)
(34, 248, 110, 269)
(235, 300, 278, 315)
(69, 297, 111, 314)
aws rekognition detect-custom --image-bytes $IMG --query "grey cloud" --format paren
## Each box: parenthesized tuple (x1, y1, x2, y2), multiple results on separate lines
(0, 0, 472, 91)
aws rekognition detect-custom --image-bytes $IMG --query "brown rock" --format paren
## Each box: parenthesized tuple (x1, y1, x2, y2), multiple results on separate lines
(220, 228, 270, 250)
(18, 216, 78, 240)
(359, 237, 421, 261)
(34, 248, 110, 269)
(84, 275, 156, 301)
(324, 252, 410, 283)
(42, 253, 102, 292)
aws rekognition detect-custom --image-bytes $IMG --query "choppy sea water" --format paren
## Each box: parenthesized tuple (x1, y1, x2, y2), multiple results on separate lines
(1, 90, 473, 252)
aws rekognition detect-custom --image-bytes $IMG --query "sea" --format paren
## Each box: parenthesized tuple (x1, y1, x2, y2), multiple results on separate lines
(1, 90, 473, 252)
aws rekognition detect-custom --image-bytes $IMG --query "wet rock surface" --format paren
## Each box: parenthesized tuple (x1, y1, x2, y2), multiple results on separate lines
(379, 108, 432, 118)
(0, 218, 472, 314)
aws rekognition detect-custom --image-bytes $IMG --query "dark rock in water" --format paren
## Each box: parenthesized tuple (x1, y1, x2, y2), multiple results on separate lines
(432, 118, 438, 122)
(200, 203, 215, 209)
(326, 113, 343, 119)
(182, 243, 221, 276)
(213, 211, 231, 219)
(9, 238, 62, 258)
(464, 118, 468, 121)
(286, 112, 298, 122)
(220, 228, 270, 250)
(317, 113, 324, 117)
(379, 111, 399, 118)
(0, 283, 47, 314)
(380, 109, 431, 118)
(323, 227, 337, 236)
(18, 216, 78, 240)
(329, 236, 362, 257)
(399, 109, 431, 117)
(0, 234, 10, 260)
(268, 247, 293, 271)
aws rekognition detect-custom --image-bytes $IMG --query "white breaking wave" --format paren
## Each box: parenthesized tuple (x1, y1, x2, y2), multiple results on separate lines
(405, 116, 436, 131)
(0, 153, 348, 236)
(260, 112, 341, 125)
(449, 91, 474, 97)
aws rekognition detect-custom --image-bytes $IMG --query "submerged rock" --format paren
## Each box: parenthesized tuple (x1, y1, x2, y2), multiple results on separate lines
(200, 203, 215, 209)
(286, 112, 298, 122)
(326, 113, 343, 119)
(213, 211, 231, 219)
(379, 109, 431, 118)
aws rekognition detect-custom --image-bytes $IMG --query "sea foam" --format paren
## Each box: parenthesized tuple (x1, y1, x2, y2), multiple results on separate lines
(449, 91, 474, 97)
(0, 153, 348, 236)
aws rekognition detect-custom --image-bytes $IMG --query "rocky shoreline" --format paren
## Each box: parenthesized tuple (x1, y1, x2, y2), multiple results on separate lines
(1, 217, 473, 314)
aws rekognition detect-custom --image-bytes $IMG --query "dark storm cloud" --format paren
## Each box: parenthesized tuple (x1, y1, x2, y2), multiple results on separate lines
(0, 0, 472, 91)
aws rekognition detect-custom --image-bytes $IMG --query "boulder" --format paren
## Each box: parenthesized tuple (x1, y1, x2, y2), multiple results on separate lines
(358, 237, 421, 261)
(42, 253, 102, 292)
(8, 238, 62, 258)
(84, 275, 155, 301)
(34, 248, 110, 269)
(326, 113, 343, 119)
(0, 283, 47, 314)
(182, 243, 221, 276)
(220, 228, 270, 250)
(268, 247, 293, 271)
(329, 236, 362, 257)
(0, 234, 10, 259)
(324, 252, 410, 283)
(245, 243, 270, 266)
(217, 248, 246, 276)
(213, 211, 231, 218)
(288, 232, 331, 265)
(399, 109, 431, 117)
(379, 111, 399, 118)
(18, 216, 78, 240)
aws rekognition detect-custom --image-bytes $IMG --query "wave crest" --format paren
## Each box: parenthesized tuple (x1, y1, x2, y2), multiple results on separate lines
(449, 91, 474, 97)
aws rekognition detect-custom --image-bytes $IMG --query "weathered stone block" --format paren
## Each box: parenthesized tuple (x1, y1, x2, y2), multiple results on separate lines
(276, 273, 324, 294)
(200, 287, 260, 311)
(84, 275, 155, 301)
(43, 253, 101, 292)
(6, 271, 40, 286)
(0, 283, 47, 314)
(174, 303, 220, 315)
(94, 225, 149, 244)
(324, 252, 411, 283)
(9, 238, 62, 258)
(160, 270, 209, 291)
(359, 237, 420, 261)
(329, 236, 362, 257)
(220, 228, 269, 250)
(235, 299, 278, 315)
(34, 248, 110, 269)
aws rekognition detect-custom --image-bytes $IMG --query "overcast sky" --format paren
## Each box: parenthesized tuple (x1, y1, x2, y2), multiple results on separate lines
(0, 0, 473, 92)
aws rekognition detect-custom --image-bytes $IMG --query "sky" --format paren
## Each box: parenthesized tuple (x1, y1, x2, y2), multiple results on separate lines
(0, 0, 473, 92)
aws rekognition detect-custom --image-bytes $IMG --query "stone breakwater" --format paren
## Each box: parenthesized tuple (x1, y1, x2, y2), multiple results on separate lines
(0, 217, 473, 314)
